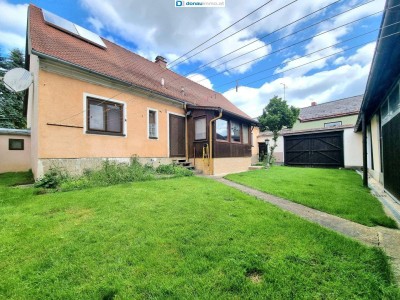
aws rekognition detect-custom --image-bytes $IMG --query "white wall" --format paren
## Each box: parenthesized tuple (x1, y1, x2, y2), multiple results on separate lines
(0, 134, 31, 173)
(256, 133, 284, 163)
(343, 128, 363, 168)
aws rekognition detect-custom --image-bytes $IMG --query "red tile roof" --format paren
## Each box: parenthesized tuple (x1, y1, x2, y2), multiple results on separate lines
(28, 5, 253, 121)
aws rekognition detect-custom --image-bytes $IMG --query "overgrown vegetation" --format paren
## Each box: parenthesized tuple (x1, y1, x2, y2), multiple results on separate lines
(0, 174, 398, 298)
(225, 167, 397, 228)
(35, 157, 193, 192)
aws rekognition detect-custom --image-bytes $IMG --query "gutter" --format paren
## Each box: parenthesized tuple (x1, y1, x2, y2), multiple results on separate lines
(209, 109, 223, 175)
(31, 49, 187, 107)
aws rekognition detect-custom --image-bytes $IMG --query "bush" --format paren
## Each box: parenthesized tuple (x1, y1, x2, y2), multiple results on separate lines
(34, 167, 69, 189)
(156, 164, 193, 177)
(35, 158, 193, 192)
(60, 159, 156, 191)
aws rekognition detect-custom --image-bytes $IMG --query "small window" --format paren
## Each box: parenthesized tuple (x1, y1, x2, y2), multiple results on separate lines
(389, 84, 399, 114)
(231, 121, 241, 143)
(324, 121, 342, 128)
(148, 109, 158, 139)
(195, 117, 206, 140)
(381, 100, 389, 121)
(216, 119, 228, 141)
(9, 139, 24, 150)
(87, 98, 123, 135)
(242, 124, 249, 144)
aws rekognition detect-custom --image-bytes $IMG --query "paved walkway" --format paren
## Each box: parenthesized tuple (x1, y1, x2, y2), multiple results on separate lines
(209, 176, 400, 284)
(356, 170, 400, 227)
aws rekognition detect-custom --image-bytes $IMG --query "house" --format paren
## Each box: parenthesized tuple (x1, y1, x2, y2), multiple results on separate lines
(256, 95, 363, 168)
(0, 128, 31, 173)
(23, 5, 258, 179)
(355, 0, 400, 202)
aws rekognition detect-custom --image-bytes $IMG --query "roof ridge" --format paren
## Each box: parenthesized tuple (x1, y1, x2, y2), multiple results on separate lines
(301, 94, 363, 109)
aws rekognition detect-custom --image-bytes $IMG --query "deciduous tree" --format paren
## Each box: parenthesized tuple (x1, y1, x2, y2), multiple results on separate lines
(259, 96, 299, 164)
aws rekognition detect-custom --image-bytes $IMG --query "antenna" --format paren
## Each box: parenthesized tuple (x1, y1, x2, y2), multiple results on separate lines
(280, 82, 287, 101)
(3, 68, 33, 92)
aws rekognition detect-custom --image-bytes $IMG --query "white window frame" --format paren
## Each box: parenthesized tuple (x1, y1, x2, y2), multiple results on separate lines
(147, 108, 159, 139)
(381, 79, 400, 126)
(242, 124, 249, 144)
(83, 93, 127, 138)
(324, 121, 342, 128)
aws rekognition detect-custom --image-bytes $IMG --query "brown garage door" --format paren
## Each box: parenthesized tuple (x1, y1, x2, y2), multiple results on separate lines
(169, 114, 186, 157)
(284, 131, 344, 167)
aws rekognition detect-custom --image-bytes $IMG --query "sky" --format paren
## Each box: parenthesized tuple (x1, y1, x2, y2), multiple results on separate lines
(0, 0, 387, 117)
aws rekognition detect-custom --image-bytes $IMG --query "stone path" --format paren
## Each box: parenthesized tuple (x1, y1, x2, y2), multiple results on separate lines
(210, 176, 400, 284)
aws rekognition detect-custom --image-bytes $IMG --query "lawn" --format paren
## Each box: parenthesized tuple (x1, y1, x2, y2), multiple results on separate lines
(0, 172, 399, 299)
(225, 167, 397, 228)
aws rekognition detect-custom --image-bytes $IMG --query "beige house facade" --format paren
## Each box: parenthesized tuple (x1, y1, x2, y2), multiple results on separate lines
(22, 5, 257, 179)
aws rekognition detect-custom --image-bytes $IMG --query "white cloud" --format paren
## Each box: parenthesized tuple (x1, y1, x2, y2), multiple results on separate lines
(0, 1, 28, 52)
(275, 0, 384, 77)
(186, 73, 213, 90)
(224, 61, 371, 118)
(79, 0, 352, 73)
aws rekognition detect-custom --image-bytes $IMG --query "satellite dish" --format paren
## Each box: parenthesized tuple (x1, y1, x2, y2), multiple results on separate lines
(3, 68, 33, 92)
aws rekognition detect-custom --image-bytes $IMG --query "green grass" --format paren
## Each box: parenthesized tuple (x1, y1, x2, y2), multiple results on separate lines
(0, 172, 399, 299)
(225, 167, 397, 228)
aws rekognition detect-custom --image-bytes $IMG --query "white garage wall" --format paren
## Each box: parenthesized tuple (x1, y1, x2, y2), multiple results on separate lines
(343, 128, 363, 168)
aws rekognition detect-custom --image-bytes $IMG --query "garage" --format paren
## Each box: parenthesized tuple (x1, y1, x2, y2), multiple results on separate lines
(284, 131, 344, 168)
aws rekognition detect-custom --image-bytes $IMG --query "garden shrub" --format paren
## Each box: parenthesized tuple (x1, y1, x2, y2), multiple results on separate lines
(36, 157, 193, 192)
(156, 164, 193, 177)
(34, 167, 69, 189)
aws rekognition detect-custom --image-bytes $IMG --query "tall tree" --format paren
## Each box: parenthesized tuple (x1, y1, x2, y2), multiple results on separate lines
(259, 96, 299, 164)
(0, 48, 26, 129)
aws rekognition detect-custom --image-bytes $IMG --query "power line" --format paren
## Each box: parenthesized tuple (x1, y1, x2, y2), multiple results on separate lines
(187, 0, 374, 80)
(217, 29, 400, 89)
(168, 0, 299, 69)
(183, 0, 345, 78)
(167, 0, 274, 66)
(195, 8, 385, 84)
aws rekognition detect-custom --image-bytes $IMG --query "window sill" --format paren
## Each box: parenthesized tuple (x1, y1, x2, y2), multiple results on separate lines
(86, 131, 125, 137)
(148, 136, 159, 140)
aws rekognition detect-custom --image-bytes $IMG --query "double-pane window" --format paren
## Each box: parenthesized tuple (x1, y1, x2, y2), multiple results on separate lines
(88, 98, 123, 135)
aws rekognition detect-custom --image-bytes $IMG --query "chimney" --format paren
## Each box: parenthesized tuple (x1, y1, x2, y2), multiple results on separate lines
(311, 101, 317, 106)
(155, 56, 167, 69)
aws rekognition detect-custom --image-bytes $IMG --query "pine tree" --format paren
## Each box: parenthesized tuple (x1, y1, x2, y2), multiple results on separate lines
(0, 48, 27, 129)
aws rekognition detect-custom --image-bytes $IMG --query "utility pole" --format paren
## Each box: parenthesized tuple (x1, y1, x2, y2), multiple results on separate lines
(280, 83, 286, 101)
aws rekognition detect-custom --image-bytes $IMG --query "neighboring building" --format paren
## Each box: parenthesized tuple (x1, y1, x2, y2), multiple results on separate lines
(23, 5, 258, 179)
(256, 95, 363, 168)
(0, 129, 31, 173)
(355, 0, 400, 201)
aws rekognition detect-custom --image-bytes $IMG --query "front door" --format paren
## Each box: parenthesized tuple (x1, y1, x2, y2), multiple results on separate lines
(169, 114, 186, 157)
